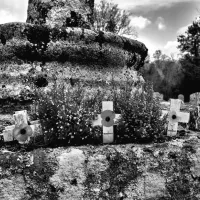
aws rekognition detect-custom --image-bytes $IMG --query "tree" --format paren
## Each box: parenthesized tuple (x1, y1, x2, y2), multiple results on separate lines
(153, 50, 162, 60)
(177, 16, 200, 102)
(161, 54, 170, 61)
(93, 0, 137, 37)
(142, 59, 184, 101)
(177, 17, 200, 60)
(153, 50, 171, 62)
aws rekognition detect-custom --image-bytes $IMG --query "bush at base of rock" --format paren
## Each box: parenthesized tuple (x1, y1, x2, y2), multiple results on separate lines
(116, 81, 167, 144)
(30, 71, 167, 146)
(34, 82, 102, 146)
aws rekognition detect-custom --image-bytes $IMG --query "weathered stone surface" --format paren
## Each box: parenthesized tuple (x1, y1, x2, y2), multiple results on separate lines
(1, 135, 200, 200)
(26, 0, 94, 29)
(0, 175, 26, 200)
(50, 149, 86, 199)
(134, 173, 166, 199)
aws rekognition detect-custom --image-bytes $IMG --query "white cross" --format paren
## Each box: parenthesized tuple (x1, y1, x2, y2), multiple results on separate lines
(161, 99, 190, 136)
(92, 101, 121, 143)
(1, 110, 41, 142)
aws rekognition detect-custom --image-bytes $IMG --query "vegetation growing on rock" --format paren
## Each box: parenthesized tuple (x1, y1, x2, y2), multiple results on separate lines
(26, 0, 95, 29)
(0, 22, 148, 70)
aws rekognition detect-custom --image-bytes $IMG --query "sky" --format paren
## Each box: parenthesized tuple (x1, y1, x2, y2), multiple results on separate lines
(97, 0, 200, 59)
(0, 0, 199, 60)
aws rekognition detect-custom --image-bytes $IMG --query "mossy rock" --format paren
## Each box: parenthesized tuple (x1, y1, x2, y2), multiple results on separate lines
(0, 22, 148, 69)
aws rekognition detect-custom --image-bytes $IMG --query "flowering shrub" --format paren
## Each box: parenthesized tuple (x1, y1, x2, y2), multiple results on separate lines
(115, 69, 167, 143)
(34, 82, 103, 146)
(28, 66, 168, 146)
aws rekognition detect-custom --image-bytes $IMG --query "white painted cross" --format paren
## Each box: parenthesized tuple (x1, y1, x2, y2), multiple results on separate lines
(1, 110, 41, 143)
(161, 99, 190, 136)
(2, 102, 121, 144)
(92, 101, 121, 143)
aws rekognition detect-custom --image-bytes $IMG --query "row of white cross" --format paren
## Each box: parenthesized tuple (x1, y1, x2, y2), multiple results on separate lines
(1, 99, 190, 144)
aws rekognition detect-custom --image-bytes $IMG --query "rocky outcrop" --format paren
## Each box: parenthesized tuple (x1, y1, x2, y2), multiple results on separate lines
(1, 133, 200, 200)
(26, 0, 94, 29)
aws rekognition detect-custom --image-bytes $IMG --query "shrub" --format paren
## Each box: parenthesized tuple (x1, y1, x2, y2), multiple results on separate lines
(29, 66, 167, 146)
(33, 82, 103, 146)
(115, 70, 167, 143)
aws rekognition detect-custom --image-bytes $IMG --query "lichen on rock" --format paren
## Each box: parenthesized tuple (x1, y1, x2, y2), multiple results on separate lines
(50, 148, 86, 199)
(26, 0, 94, 29)
(1, 138, 200, 199)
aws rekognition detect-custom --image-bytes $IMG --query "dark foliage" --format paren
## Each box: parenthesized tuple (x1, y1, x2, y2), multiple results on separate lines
(141, 60, 185, 101)
(25, 24, 51, 52)
(65, 11, 90, 29)
(0, 23, 148, 70)
(0, 34, 6, 45)
(34, 75, 48, 88)
(115, 82, 167, 143)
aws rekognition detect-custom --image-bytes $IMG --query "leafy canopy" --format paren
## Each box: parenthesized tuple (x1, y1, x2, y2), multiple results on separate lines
(177, 17, 200, 59)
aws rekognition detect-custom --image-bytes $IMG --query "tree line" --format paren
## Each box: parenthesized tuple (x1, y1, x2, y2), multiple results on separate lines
(142, 16, 200, 102)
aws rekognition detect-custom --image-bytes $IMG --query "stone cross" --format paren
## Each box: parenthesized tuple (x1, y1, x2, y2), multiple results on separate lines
(162, 99, 190, 136)
(1, 110, 41, 142)
(92, 101, 121, 143)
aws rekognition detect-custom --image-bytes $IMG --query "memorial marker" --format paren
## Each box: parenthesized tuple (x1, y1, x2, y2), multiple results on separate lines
(161, 99, 190, 136)
(1, 110, 41, 143)
(4, 99, 188, 143)
(2, 102, 121, 144)
(92, 101, 121, 143)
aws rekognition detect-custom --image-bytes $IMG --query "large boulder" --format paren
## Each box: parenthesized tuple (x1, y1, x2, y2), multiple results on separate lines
(26, 0, 95, 29)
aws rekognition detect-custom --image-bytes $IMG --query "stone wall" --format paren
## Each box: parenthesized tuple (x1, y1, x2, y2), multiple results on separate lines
(26, 0, 94, 29)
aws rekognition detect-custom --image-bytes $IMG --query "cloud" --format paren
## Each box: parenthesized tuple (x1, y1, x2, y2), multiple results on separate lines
(177, 24, 190, 35)
(137, 36, 163, 59)
(0, 0, 28, 11)
(95, 0, 199, 10)
(127, 36, 181, 61)
(158, 23, 166, 30)
(0, 0, 28, 24)
(129, 16, 151, 29)
(0, 10, 15, 24)
(156, 17, 166, 30)
(163, 40, 181, 58)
